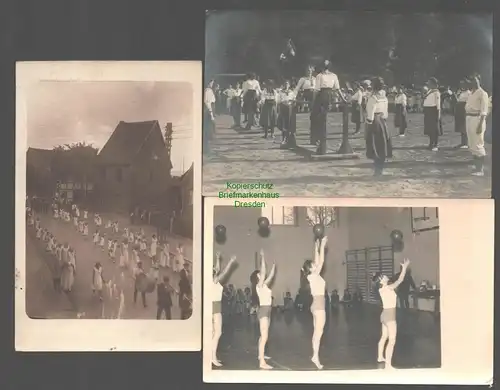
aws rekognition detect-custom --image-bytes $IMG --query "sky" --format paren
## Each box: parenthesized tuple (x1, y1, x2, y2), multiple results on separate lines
(26, 81, 194, 174)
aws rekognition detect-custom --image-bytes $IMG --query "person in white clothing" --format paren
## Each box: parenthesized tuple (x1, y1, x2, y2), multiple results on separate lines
(465, 74, 489, 176)
(365, 77, 392, 176)
(372, 258, 410, 369)
(423, 78, 441, 151)
(250, 249, 276, 370)
(150, 234, 158, 262)
(394, 85, 408, 136)
(311, 60, 341, 154)
(301, 235, 328, 369)
(242, 73, 262, 129)
(212, 252, 237, 367)
(204, 79, 216, 155)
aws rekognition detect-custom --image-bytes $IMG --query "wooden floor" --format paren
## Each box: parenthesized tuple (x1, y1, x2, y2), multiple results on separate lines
(216, 304, 441, 371)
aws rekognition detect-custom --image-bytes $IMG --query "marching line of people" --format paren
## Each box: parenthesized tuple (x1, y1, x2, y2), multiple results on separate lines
(26, 201, 192, 319)
(205, 65, 491, 177)
(212, 239, 413, 370)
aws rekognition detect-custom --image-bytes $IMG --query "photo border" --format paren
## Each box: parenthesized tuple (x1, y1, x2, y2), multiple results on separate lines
(203, 197, 493, 384)
(15, 61, 202, 351)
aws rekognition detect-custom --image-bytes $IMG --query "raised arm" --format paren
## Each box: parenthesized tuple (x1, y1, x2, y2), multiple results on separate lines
(388, 258, 410, 290)
(214, 255, 236, 284)
(264, 263, 276, 286)
(258, 249, 266, 287)
(312, 236, 327, 274)
(293, 78, 304, 96)
(213, 251, 221, 276)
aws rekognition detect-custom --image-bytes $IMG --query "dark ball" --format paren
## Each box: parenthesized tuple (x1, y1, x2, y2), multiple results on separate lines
(258, 226, 271, 238)
(390, 229, 403, 242)
(313, 224, 325, 239)
(215, 224, 226, 237)
(257, 217, 270, 229)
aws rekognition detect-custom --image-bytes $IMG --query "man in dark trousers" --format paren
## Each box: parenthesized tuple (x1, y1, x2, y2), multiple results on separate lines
(393, 266, 417, 309)
(157, 276, 173, 319)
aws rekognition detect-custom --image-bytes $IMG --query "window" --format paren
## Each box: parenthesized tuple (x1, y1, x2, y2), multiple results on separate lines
(116, 168, 122, 182)
(261, 206, 297, 226)
(306, 206, 338, 227)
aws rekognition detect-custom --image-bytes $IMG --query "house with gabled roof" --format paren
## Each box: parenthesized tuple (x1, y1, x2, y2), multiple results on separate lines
(169, 163, 193, 238)
(96, 120, 173, 211)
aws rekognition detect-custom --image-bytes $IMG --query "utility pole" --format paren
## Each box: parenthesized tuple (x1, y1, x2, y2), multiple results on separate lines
(164, 122, 173, 156)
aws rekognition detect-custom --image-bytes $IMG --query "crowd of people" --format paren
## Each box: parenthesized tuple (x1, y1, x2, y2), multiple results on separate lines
(204, 63, 491, 176)
(26, 199, 193, 320)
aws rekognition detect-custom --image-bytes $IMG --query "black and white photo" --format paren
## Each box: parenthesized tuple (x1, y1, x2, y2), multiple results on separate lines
(203, 11, 493, 198)
(203, 198, 494, 384)
(16, 61, 202, 351)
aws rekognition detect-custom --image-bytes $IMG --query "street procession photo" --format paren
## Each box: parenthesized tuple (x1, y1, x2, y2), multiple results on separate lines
(203, 11, 493, 198)
(16, 61, 202, 351)
(202, 198, 494, 384)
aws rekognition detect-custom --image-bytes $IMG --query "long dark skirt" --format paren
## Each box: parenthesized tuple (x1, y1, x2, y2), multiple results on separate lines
(243, 90, 258, 115)
(423, 106, 439, 136)
(394, 104, 408, 128)
(351, 102, 364, 124)
(365, 114, 393, 160)
(277, 103, 297, 133)
(260, 100, 277, 128)
(454, 102, 466, 133)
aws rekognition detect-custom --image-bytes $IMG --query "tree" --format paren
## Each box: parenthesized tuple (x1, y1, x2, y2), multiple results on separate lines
(306, 207, 338, 227)
(51, 142, 99, 188)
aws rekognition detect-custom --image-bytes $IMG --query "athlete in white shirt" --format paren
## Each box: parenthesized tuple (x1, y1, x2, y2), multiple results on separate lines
(301, 235, 328, 369)
(212, 252, 237, 367)
(465, 74, 489, 176)
(372, 258, 410, 369)
(250, 249, 276, 370)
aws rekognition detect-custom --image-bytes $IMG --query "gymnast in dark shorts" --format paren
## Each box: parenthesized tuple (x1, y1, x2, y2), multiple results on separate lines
(212, 252, 236, 367)
(250, 249, 276, 370)
(372, 258, 411, 369)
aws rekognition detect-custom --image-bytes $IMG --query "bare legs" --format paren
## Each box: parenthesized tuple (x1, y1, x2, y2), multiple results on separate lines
(378, 321, 397, 369)
(212, 312, 223, 366)
(258, 317, 272, 369)
(311, 309, 326, 369)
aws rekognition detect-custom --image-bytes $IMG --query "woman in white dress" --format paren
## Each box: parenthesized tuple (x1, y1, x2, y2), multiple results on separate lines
(175, 244, 185, 272)
(83, 222, 89, 238)
(301, 236, 328, 369)
(150, 234, 158, 262)
(119, 240, 129, 269)
(250, 249, 276, 370)
(93, 230, 99, 246)
(372, 258, 410, 369)
(212, 252, 237, 367)
(92, 262, 105, 301)
(159, 242, 169, 268)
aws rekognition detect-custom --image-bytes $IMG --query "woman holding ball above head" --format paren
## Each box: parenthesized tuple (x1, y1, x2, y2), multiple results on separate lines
(372, 257, 411, 370)
(212, 252, 236, 367)
(302, 235, 328, 370)
(250, 249, 276, 370)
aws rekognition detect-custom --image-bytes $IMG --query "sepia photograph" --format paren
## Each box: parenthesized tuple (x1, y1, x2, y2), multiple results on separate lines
(16, 61, 202, 351)
(203, 198, 494, 384)
(203, 11, 493, 198)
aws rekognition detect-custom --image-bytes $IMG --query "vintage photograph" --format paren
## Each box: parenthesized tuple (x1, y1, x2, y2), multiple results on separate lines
(203, 199, 494, 384)
(16, 62, 202, 351)
(203, 11, 493, 198)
